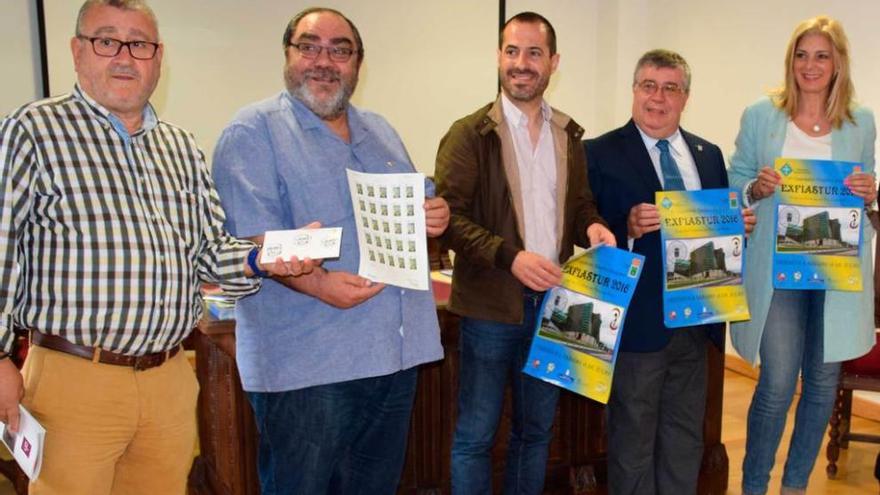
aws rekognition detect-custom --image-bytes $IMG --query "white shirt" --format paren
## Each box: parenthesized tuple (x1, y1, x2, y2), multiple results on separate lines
(744, 122, 832, 207)
(501, 93, 558, 261)
(629, 125, 701, 250)
(781, 121, 832, 159)
(635, 125, 702, 190)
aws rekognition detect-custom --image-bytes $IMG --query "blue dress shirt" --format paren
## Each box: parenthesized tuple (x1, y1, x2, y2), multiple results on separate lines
(212, 92, 443, 392)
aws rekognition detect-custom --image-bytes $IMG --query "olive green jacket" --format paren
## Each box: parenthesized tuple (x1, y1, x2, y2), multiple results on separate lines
(435, 96, 607, 324)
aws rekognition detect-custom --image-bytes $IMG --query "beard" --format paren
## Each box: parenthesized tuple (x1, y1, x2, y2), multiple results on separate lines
(499, 67, 550, 103)
(285, 66, 357, 120)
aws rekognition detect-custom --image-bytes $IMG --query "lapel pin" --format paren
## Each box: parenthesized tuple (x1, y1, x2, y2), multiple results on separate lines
(386, 161, 394, 167)
(696, 144, 703, 152)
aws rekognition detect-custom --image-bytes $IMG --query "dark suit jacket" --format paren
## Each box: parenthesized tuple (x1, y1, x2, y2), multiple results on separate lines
(584, 119, 726, 352)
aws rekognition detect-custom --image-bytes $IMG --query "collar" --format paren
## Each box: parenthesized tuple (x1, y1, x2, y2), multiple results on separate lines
(73, 84, 157, 140)
(482, 95, 577, 138)
(635, 124, 685, 155)
(500, 92, 552, 128)
(283, 91, 364, 144)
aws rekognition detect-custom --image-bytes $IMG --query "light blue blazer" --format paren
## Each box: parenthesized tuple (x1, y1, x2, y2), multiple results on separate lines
(729, 97, 877, 364)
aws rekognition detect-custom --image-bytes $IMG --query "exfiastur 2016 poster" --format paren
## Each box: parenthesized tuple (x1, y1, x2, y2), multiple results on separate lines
(657, 188, 750, 327)
(523, 245, 644, 404)
(772, 158, 864, 291)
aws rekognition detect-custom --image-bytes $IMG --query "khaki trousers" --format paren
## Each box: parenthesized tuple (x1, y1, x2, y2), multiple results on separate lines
(22, 344, 198, 495)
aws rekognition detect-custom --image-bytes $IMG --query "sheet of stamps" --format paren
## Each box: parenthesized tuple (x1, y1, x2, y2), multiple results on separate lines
(523, 245, 644, 404)
(657, 188, 750, 327)
(346, 169, 429, 291)
(772, 158, 863, 291)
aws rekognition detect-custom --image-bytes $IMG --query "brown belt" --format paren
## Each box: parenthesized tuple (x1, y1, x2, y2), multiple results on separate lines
(30, 331, 180, 371)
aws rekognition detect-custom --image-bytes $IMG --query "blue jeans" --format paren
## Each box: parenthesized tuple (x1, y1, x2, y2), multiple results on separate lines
(742, 290, 840, 495)
(247, 367, 418, 495)
(451, 292, 560, 495)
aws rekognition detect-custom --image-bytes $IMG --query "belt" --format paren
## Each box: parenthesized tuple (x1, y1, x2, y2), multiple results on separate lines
(30, 331, 180, 371)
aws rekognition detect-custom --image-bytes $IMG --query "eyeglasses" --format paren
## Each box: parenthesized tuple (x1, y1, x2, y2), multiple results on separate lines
(635, 80, 686, 97)
(289, 42, 356, 62)
(77, 36, 160, 60)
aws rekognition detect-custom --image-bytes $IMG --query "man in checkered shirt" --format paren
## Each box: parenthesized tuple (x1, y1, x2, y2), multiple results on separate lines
(0, 1, 311, 493)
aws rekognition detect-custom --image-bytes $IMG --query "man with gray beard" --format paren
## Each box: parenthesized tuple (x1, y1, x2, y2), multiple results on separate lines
(211, 7, 450, 495)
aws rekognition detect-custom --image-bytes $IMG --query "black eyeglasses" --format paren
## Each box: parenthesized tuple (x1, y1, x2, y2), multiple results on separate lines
(289, 42, 356, 62)
(77, 36, 160, 60)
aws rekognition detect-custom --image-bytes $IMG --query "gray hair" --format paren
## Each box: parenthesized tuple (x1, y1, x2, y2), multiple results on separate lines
(633, 49, 691, 93)
(282, 7, 364, 65)
(75, 0, 159, 37)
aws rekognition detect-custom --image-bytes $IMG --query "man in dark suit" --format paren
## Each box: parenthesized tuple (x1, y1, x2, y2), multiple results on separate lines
(584, 49, 752, 495)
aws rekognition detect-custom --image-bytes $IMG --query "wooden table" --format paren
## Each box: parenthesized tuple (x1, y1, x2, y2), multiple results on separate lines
(187, 293, 728, 494)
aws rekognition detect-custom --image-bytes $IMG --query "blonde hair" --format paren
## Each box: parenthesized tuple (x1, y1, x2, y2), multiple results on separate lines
(772, 15, 855, 128)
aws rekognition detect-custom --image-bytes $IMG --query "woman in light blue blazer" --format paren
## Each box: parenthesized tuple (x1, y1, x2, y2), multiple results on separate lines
(728, 15, 877, 495)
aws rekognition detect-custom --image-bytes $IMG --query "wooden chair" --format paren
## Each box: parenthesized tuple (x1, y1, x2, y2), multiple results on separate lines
(826, 208, 880, 479)
(826, 334, 880, 478)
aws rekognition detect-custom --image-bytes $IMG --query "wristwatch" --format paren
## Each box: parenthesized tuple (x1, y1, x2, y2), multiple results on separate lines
(745, 180, 758, 204)
(247, 246, 270, 278)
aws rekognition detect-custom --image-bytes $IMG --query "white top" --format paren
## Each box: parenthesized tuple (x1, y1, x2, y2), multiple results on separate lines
(781, 121, 832, 159)
(501, 93, 558, 261)
(635, 125, 702, 190)
(743, 121, 832, 208)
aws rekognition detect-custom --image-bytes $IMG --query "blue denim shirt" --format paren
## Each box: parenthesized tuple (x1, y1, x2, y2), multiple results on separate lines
(212, 92, 443, 392)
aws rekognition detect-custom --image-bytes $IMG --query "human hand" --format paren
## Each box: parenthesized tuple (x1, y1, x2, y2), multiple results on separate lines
(845, 171, 878, 205)
(587, 223, 616, 247)
(424, 197, 450, 237)
(0, 358, 23, 433)
(752, 166, 782, 201)
(263, 256, 317, 277)
(626, 203, 660, 239)
(511, 251, 562, 291)
(254, 221, 322, 278)
(314, 270, 385, 308)
(742, 208, 757, 236)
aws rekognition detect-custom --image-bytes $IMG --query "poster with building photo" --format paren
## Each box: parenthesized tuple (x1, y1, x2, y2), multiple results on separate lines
(772, 158, 863, 291)
(523, 245, 644, 404)
(657, 188, 750, 328)
(346, 169, 429, 290)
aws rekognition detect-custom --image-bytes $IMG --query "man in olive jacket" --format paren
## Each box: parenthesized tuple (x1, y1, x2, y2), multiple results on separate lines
(434, 11, 613, 495)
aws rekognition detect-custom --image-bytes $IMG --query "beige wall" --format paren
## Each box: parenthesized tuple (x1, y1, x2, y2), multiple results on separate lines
(512, 0, 880, 154)
(41, 0, 497, 172)
(630, 0, 880, 159)
(25, 1, 880, 170)
(506, 0, 603, 135)
(1, 1, 41, 117)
